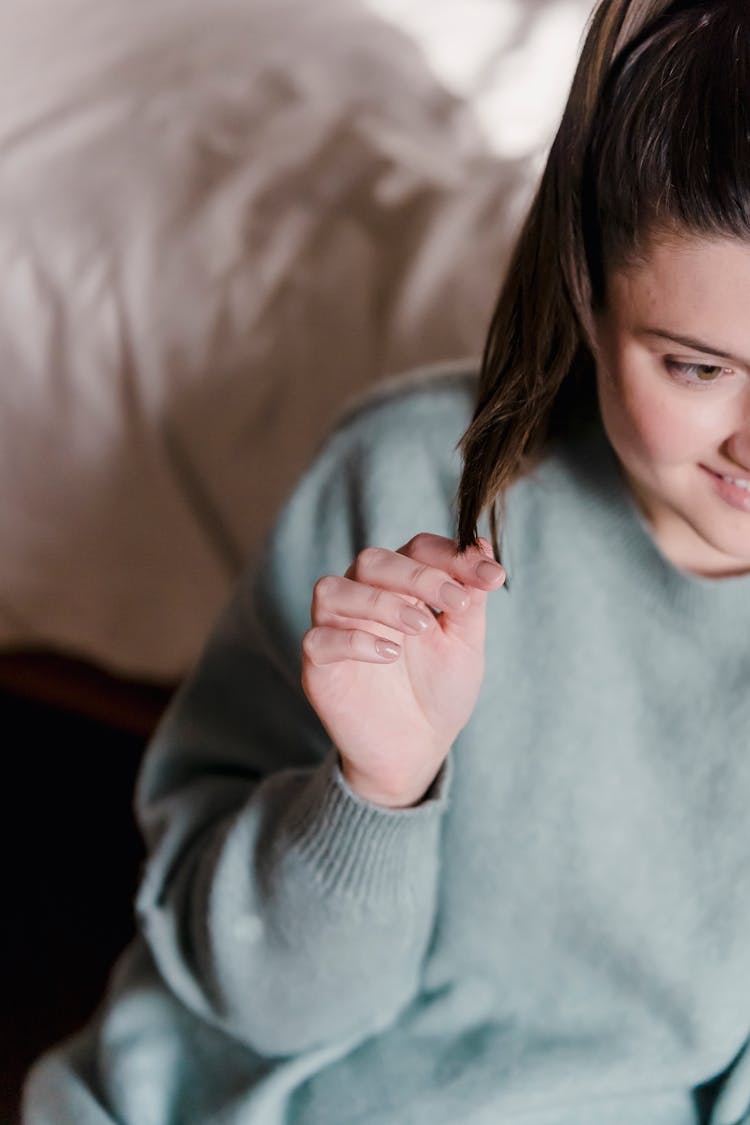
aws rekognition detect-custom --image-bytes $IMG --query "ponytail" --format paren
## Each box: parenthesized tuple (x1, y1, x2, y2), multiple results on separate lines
(456, 0, 732, 557)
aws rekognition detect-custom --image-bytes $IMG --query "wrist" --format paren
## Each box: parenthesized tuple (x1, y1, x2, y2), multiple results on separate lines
(338, 756, 447, 810)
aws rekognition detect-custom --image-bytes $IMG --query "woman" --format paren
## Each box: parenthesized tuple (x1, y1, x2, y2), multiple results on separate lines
(24, 0, 750, 1121)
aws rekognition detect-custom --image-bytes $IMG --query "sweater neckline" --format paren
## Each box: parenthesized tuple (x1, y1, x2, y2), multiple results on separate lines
(560, 419, 750, 626)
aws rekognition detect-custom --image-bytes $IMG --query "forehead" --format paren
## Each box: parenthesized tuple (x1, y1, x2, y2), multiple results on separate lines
(607, 234, 750, 341)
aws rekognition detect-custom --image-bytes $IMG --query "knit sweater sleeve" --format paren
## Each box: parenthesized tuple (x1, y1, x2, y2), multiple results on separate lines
(133, 400, 454, 1058)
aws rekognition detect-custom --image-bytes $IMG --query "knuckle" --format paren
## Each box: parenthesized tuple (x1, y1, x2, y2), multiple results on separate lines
(366, 585, 385, 612)
(410, 561, 431, 587)
(302, 628, 321, 660)
(312, 575, 337, 605)
(402, 532, 429, 556)
(355, 546, 383, 575)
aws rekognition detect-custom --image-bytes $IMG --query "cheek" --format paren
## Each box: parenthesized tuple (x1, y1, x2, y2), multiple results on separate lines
(597, 360, 716, 467)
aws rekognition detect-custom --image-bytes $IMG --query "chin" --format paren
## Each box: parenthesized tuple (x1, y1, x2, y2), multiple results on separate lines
(620, 461, 750, 576)
(677, 516, 750, 577)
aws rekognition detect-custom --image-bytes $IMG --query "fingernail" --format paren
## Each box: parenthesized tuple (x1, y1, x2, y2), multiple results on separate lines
(399, 605, 432, 633)
(375, 640, 400, 659)
(440, 582, 469, 612)
(476, 560, 505, 584)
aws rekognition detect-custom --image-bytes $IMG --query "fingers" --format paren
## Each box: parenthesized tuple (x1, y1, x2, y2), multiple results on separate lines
(303, 625, 401, 667)
(400, 532, 504, 587)
(312, 575, 435, 634)
(344, 534, 505, 609)
(304, 534, 506, 667)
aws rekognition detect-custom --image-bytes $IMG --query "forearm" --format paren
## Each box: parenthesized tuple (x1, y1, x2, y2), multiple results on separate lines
(137, 749, 450, 1055)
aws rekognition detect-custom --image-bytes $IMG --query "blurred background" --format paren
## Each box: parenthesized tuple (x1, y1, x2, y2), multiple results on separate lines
(0, 0, 592, 1118)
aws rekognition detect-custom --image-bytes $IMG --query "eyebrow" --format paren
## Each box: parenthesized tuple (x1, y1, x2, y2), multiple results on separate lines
(639, 327, 748, 368)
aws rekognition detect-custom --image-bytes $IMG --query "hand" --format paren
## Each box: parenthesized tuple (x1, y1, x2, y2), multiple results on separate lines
(301, 533, 506, 808)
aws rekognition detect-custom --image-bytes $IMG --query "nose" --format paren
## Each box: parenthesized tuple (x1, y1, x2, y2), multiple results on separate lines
(723, 388, 750, 471)
(724, 443, 750, 476)
(725, 437, 750, 476)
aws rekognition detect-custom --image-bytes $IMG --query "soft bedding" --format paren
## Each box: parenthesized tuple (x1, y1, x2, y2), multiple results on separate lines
(0, 0, 590, 682)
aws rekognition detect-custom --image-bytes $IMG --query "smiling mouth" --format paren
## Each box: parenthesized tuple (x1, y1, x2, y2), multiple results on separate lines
(722, 477, 750, 492)
(704, 467, 750, 491)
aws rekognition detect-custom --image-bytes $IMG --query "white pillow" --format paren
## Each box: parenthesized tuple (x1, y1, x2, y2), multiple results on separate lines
(0, 0, 588, 679)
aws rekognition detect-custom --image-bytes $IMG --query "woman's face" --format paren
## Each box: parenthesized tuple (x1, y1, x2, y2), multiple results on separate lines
(594, 232, 750, 577)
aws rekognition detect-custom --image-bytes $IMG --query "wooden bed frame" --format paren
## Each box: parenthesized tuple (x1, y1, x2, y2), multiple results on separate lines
(0, 649, 176, 737)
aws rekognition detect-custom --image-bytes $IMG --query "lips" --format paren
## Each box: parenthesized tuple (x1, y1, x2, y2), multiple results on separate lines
(702, 465, 750, 512)
(705, 466, 750, 490)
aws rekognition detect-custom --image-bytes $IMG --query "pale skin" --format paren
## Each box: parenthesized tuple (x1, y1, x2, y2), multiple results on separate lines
(302, 232, 750, 809)
(595, 232, 750, 579)
(302, 534, 507, 809)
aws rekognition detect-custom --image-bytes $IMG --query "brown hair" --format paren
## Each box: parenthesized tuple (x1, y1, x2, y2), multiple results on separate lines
(456, 0, 750, 558)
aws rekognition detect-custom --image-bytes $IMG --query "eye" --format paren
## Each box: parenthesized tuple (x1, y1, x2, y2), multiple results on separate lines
(664, 359, 730, 387)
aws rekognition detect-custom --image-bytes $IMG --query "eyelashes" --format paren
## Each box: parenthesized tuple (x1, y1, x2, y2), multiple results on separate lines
(664, 359, 731, 387)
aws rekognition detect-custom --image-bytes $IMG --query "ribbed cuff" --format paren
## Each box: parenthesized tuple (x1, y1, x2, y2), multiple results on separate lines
(283, 750, 452, 903)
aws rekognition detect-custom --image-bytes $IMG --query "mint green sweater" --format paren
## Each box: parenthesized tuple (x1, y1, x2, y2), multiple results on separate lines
(23, 367, 750, 1125)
